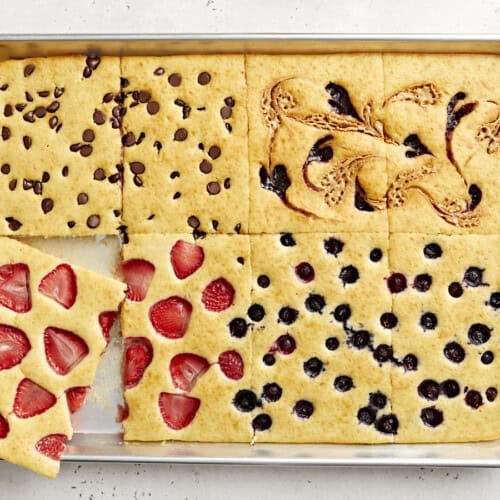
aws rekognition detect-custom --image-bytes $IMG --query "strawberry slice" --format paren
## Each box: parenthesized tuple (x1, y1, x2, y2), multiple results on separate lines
(170, 240, 205, 280)
(0, 263, 31, 313)
(0, 414, 9, 439)
(44, 326, 89, 376)
(0, 323, 31, 371)
(35, 434, 66, 461)
(13, 378, 57, 418)
(38, 263, 77, 309)
(158, 392, 200, 430)
(115, 402, 129, 423)
(124, 337, 153, 389)
(201, 278, 235, 312)
(122, 259, 155, 302)
(98, 311, 118, 344)
(169, 353, 210, 392)
(218, 350, 244, 380)
(149, 297, 192, 339)
(66, 386, 90, 414)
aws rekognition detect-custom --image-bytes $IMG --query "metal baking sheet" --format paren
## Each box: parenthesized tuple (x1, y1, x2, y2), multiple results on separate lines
(4, 34, 500, 467)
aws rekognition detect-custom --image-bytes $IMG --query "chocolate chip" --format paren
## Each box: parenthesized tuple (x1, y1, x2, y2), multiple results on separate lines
(108, 173, 121, 183)
(197, 72, 211, 85)
(67, 221, 76, 229)
(61, 166, 69, 177)
(486, 387, 497, 402)
(234, 223, 241, 234)
(23, 179, 33, 191)
(22, 136, 32, 150)
(87, 214, 100, 229)
(170, 171, 180, 179)
(103, 92, 114, 103)
(224, 178, 231, 189)
(220, 106, 232, 119)
(82, 129, 95, 142)
(120, 77, 129, 88)
(94, 168, 106, 181)
(15, 103, 26, 112)
(208, 145, 221, 159)
(173, 192, 181, 199)
(130, 162, 145, 174)
(4, 104, 13, 117)
(46, 101, 60, 113)
(1, 164, 10, 175)
(77, 193, 88, 205)
(377, 415, 402, 437)
(24, 64, 35, 77)
(133, 175, 143, 187)
(224, 96, 235, 107)
(168, 73, 181, 86)
(236, 256, 244, 265)
(187, 215, 200, 228)
(93, 109, 105, 125)
(33, 181, 42, 195)
(153, 140, 162, 152)
(41, 198, 54, 214)
(122, 132, 136, 147)
(23, 111, 35, 123)
(25, 91, 33, 102)
(174, 128, 188, 141)
(34, 106, 46, 118)
(154, 67, 165, 76)
(6, 217, 22, 231)
(83, 66, 92, 78)
(225, 123, 232, 133)
(138, 91, 151, 103)
(54, 87, 64, 98)
(0, 84, 8, 91)
(49, 116, 58, 129)
(2, 126, 11, 140)
(207, 181, 220, 195)
(37, 90, 50, 98)
(80, 145, 93, 157)
(146, 101, 160, 115)
(212, 220, 219, 230)
(199, 160, 212, 174)
(86, 54, 101, 70)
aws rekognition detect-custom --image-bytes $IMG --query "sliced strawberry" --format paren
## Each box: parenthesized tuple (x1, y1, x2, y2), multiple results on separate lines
(158, 392, 200, 430)
(115, 402, 129, 423)
(0, 263, 31, 313)
(122, 259, 155, 302)
(0, 414, 9, 439)
(35, 434, 66, 461)
(44, 326, 89, 376)
(218, 350, 244, 380)
(170, 240, 205, 280)
(124, 337, 153, 389)
(98, 311, 118, 344)
(0, 323, 31, 371)
(66, 386, 90, 414)
(201, 277, 235, 312)
(13, 378, 56, 418)
(170, 353, 210, 392)
(38, 263, 77, 309)
(149, 297, 192, 339)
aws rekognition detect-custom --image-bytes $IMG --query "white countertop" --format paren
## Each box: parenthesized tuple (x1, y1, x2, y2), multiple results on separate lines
(0, 0, 499, 498)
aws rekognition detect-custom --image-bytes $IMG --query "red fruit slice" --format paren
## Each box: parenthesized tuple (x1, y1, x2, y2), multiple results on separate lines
(98, 311, 118, 343)
(0, 263, 31, 313)
(218, 350, 244, 380)
(44, 326, 89, 376)
(170, 240, 205, 280)
(124, 337, 153, 389)
(66, 386, 90, 414)
(35, 434, 66, 461)
(149, 297, 192, 339)
(122, 259, 155, 302)
(0, 414, 9, 439)
(158, 392, 200, 430)
(169, 353, 210, 392)
(0, 324, 31, 371)
(38, 263, 77, 309)
(13, 378, 56, 418)
(115, 402, 129, 423)
(201, 277, 235, 312)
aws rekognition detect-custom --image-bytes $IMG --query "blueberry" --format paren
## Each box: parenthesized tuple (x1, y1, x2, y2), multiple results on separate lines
(325, 337, 340, 351)
(257, 274, 270, 288)
(332, 304, 351, 322)
(465, 390, 483, 409)
(374, 414, 399, 434)
(413, 273, 432, 292)
(228, 317, 248, 338)
(369, 391, 387, 410)
(417, 379, 440, 401)
(369, 248, 383, 262)
(357, 406, 377, 425)
(423, 243, 442, 259)
(420, 312, 438, 331)
(295, 262, 315, 283)
(334, 375, 354, 392)
(463, 267, 486, 287)
(305, 293, 326, 313)
(489, 292, 500, 309)
(262, 353, 276, 366)
(403, 353, 418, 371)
(252, 413, 272, 431)
(276, 334, 296, 355)
(293, 400, 314, 419)
(467, 323, 492, 345)
(443, 341, 465, 363)
(303, 357, 324, 378)
(420, 406, 444, 427)
(380, 312, 398, 329)
(248, 304, 265, 322)
(373, 344, 393, 363)
(324, 237, 344, 257)
(350, 330, 371, 349)
(486, 387, 497, 402)
(387, 273, 407, 293)
(262, 382, 282, 403)
(278, 306, 299, 325)
(448, 282, 464, 298)
(339, 265, 359, 285)
(233, 389, 258, 412)
(481, 351, 494, 365)
(440, 379, 460, 398)
(280, 233, 296, 247)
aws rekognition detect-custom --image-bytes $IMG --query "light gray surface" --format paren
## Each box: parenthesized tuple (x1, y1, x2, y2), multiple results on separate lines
(1, 0, 500, 498)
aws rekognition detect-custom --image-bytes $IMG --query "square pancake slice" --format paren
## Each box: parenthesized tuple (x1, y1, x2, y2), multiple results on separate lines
(389, 233, 500, 442)
(121, 56, 249, 235)
(121, 234, 252, 442)
(249, 232, 395, 443)
(0, 236, 125, 477)
(382, 54, 500, 234)
(246, 54, 388, 234)
(0, 56, 122, 236)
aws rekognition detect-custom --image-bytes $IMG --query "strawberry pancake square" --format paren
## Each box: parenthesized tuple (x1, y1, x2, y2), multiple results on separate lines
(0, 237, 125, 477)
(121, 234, 252, 442)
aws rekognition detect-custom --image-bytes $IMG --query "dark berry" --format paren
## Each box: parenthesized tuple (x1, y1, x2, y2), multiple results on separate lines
(357, 406, 376, 425)
(252, 413, 272, 431)
(423, 243, 443, 259)
(303, 357, 324, 378)
(332, 304, 351, 322)
(489, 292, 500, 309)
(448, 282, 463, 298)
(373, 344, 393, 363)
(248, 304, 265, 322)
(467, 323, 492, 345)
(324, 237, 344, 257)
(420, 312, 438, 331)
(278, 306, 299, 325)
(481, 351, 494, 365)
(305, 293, 326, 313)
(418, 379, 440, 401)
(257, 275, 270, 288)
(420, 406, 444, 427)
(262, 353, 276, 366)
(293, 400, 314, 419)
(440, 379, 460, 398)
(233, 389, 258, 412)
(350, 330, 371, 349)
(403, 353, 418, 371)
(369, 391, 387, 410)
(387, 273, 407, 293)
(375, 414, 399, 434)
(443, 342, 465, 363)
(276, 334, 296, 355)
(486, 387, 497, 402)
(369, 248, 383, 262)
(228, 317, 248, 338)
(413, 273, 433, 292)
(380, 312, 398, 329)
(463, 267, 486, 287)
(465, 390, 483, 409)
(295, 262, 315, 283)
(334, 375, 354, 392)
(280, 233, 296, 247)
(325, 337, 340, 351)
(262, 382, 282, 403)
(339, 265, 359, 285)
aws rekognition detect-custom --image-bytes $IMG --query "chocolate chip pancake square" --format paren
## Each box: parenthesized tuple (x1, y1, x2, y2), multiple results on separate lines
(383, 54, 500, 235)
(389, 233, 500, 442)
(121, 56, 249, 235)
(121, 234, 252, 442)
(0, 56, 122, 236)
(249, 233, 396, 443)
(246, 55, 388, 234)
